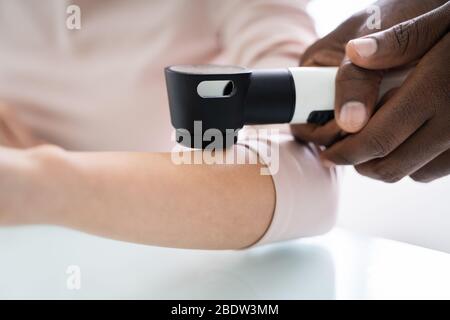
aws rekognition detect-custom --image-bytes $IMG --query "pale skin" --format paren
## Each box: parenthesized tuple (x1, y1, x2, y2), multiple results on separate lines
(0, 104, 275, 250)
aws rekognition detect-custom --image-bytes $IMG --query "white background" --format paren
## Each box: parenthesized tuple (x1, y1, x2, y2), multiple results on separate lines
(308, 0, 450, 252)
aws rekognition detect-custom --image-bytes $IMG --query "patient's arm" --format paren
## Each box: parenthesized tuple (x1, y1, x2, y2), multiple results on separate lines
(0, 145, 275, 250)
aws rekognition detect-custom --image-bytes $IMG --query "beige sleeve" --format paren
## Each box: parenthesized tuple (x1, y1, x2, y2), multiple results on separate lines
(207, 0, 317, 68)
(238, 132, 339, 246)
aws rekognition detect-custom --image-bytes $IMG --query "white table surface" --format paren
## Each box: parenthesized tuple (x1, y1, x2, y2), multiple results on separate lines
(1, 226, 449, 300)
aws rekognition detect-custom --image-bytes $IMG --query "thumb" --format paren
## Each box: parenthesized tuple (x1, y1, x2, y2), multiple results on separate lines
(346, 2, 449, 69)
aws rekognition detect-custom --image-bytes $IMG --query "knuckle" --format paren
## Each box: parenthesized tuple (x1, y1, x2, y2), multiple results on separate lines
(365, 132, 394, 158)
(390, 19, 419, 54)
(300, 39, 329, 65)
(336, 61, 368, 82)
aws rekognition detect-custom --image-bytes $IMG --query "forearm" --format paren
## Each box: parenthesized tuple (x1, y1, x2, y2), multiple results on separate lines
(7, 146, 275, 250)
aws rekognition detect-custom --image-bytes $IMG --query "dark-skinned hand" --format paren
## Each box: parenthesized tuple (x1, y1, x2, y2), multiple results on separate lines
(292, 0, 450, 183)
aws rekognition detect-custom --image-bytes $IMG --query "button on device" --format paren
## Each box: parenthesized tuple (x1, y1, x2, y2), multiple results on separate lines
(307, 110, 335, 125)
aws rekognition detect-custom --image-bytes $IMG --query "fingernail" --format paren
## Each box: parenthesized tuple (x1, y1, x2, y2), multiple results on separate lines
(321, 159, 335, 168)
(349, 38, 377, 58)
(339, 101, 368, 132)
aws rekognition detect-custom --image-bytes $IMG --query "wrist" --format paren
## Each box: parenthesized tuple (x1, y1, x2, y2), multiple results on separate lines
(22, 145, 73, 225)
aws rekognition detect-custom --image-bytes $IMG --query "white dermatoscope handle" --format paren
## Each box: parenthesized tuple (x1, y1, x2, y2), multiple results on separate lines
(288, 66, 410, 123)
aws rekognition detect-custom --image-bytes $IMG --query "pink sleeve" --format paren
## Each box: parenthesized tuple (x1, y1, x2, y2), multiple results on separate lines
(208, 0, 317, 68)
(238, 131, 339, 246)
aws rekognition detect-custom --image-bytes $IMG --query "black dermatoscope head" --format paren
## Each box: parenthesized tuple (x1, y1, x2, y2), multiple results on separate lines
(165, 65, 296, 149)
